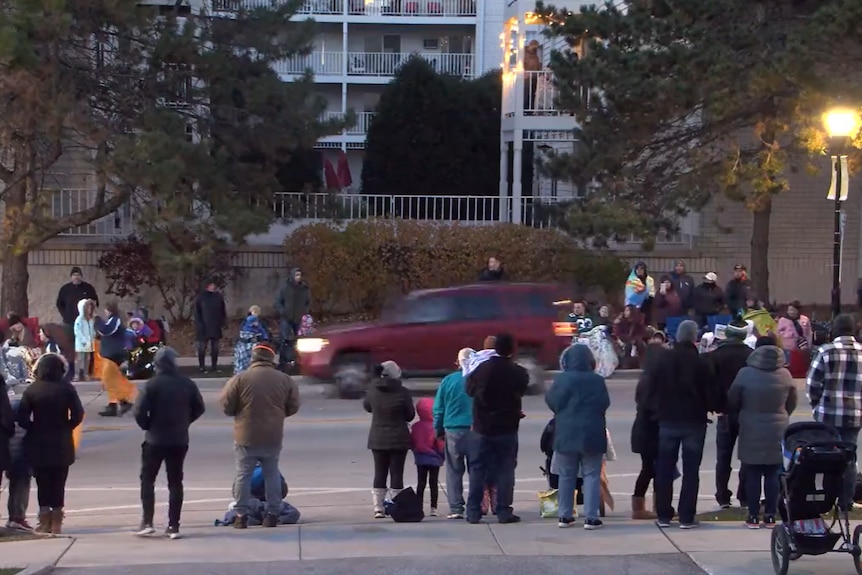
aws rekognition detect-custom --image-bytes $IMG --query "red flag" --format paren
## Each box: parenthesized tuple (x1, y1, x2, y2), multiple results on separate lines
(336, 150, 352, 188)
(323, 157, 340, 189)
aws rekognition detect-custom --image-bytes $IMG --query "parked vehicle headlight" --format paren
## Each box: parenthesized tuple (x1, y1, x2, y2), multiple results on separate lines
(296, 338, 329, 354)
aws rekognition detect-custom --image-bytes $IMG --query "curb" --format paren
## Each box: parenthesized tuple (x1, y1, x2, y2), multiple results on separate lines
(16, 565, 54, 575)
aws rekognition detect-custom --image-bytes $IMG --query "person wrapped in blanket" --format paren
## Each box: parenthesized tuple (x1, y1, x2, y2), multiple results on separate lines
(215, 463, 299, 527)
(125, 316, 162, 380)
(234, 306, 271, 375)
(2, 314, 41, 387)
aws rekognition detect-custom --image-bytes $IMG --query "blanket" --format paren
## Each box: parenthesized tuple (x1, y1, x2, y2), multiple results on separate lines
(215, 499, 300, 527)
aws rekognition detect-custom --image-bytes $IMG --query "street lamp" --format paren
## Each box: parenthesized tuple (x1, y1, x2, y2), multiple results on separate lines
(823, 108, 861, 317)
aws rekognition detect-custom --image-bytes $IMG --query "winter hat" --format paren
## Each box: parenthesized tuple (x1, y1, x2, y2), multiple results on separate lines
(377, 360, 402, 380)
(724, 320, 748, 341)
(70, 266, 83, 276)
(457, 348, 475, 370)
(251, 343, 276, 363)
(676, 320, 699, 344)
(154, 347, 179, 373)
(704, 272, 718, 283)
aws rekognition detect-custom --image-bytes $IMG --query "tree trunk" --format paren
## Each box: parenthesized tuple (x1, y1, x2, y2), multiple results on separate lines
(1, 252, 30, 317)
(750, 196, 772, 305)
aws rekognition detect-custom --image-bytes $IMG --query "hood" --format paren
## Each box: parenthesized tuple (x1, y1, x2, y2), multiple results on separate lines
(559, 343, 595, 372)
(129, 317, 145, 328)
(288, 267, 303, 285)
(34, 353, 68, 383)
(154, 347, 179, 373)
(416, 397, 434, 421)
(747, 345, 785, 371)
(631, 261, 647, 276)
(77, 299, 89, 315)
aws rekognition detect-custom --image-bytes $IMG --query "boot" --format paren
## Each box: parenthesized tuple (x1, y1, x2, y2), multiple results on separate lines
(631, 496, 657, 520)
(99, 403, 118, 417)
(119, 400, 133, 416)
(372, 488, 387, 519)
(49, 508, 64, 535)
(35, 508, 52, 534)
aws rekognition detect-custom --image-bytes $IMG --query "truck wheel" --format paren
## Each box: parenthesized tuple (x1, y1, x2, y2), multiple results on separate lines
(333, 353, 371, 400)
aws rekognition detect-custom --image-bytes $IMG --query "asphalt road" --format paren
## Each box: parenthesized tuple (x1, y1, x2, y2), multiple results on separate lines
(4, 378, 814, 533)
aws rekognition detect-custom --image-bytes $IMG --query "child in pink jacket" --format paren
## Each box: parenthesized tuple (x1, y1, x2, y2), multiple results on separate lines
(776, 301, 813, 354)
(411, 397, 445, 516)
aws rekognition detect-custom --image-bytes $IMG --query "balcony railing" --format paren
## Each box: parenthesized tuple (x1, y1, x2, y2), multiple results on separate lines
(213, 0, 476, 16)
(53, 189, 135, 237)
(278, 51, 473, 78)
(274, 52, 344, 76)
(322, 111, 377, 135)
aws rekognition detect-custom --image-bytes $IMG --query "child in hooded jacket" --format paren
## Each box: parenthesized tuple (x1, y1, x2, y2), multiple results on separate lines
(411, 397, 444, 516)
(73, 299, 96, 381)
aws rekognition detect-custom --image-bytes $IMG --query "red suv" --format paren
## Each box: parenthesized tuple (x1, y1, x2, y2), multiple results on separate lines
(296, 282, 570, 398)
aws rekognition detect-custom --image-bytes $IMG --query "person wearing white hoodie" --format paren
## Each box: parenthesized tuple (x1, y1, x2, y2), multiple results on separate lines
(73, 299, 96, 382)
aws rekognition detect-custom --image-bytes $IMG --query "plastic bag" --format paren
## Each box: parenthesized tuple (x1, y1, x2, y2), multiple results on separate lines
(538, 489, 559, 518)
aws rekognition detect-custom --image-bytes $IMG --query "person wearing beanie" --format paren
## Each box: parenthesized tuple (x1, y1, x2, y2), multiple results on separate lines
(645, 319, 722, 529)
(220, 342, 300, 529)
(725, 264, 752, 320)
(364, 360, 414, 518)
(132, 347, 205, 539)
(692, 272, 726, 328)
(55, 267, 98, 334)
(193, 279, 227, 374)
(705, 319, 753, 509)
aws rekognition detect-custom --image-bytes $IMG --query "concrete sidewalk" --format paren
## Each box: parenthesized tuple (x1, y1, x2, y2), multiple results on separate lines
(3, 518, 859, 575)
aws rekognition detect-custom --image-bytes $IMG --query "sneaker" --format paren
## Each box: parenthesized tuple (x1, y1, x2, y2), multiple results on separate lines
(763, 516, 776, 529)
(744, 516, 760, 529)
(165, 526, 182, 540)
(718, 502, 732, 510)
(233, 515, 248, 529)
(558, 517, 576, 528)
(262, 514, 279, 528)
(199, 367, 208, 375)
(429, 508, 438, 517)
(374, 511, 385, 519)
(447, 512, 464, 520)
(498, 514, 521, 524)
(135, 523, 155, 536)
(679, 519, 701, 530)
(656, 518, 672, 528)
(584, 518, 603, 530)
(6, 519, 33, 531)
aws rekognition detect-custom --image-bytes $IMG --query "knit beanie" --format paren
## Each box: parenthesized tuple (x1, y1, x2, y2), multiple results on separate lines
(676, 320, 699, 344)
(724, 320, 749, 341)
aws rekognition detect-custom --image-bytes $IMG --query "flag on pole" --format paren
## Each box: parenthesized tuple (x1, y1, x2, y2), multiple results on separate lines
(827, 155, 849, 201)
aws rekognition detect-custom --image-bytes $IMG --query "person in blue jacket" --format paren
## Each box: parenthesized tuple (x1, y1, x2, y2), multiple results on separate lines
(545, 344, 611, 531)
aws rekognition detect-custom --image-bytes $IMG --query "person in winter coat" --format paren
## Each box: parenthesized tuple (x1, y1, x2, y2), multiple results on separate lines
(776, 301, 813, 357)
(624, 262, 656, 325)
(133, 347, 206, 539)
(667, 260, 695, 313)
(364, 361, 415, 519)
(5, 394, 32, 531)
(95, 301, 136, 417)
(727, 338, 797, 528)
(56, 267, 99, 339)
(274, 269, 311, 356)
(478, 256, 505, 282)
(194, 280, 227, 374)
(233, 306, 271, 375)
(654, 277, 684, 332)
(546, 344, 610, 530)
(0, 375, 14, 489)
(613, 306, 646, 369)
(17, 353, 85, 534)
(411, 397, 444, 516)
(705, 321, 753, 509)
(220, 343, 300, 529)
(73, 299, 97, 381)
(725, 264, 752, 320)
(432, 348, 475, 519)
(692, 272, 726, 327)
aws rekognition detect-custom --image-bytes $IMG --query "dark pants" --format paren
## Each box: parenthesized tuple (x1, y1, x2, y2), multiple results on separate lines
(416, 465, 440, 508)
(33, 466, 70, 508)
(655, 422, 706, 524)
(197, 338, 220, 369)
(371, 449, 407, 490)
(634, 453, 655, 498)
(140, 442, 189, 528)
(836, 427, 860, 510)
(715, 414, 747, 505)
(466, 432, 518, 522)
(745, 463, 780, 518)
(279, 320, 299, 368)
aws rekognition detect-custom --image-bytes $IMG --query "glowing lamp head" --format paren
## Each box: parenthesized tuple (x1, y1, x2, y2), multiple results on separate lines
(824, 108, 861, 138)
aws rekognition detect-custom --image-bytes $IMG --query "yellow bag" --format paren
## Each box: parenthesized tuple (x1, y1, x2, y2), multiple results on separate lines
(538, 489, 579, 519)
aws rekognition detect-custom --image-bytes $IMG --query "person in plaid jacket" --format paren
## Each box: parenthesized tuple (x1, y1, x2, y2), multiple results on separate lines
(806, 313, 862, 509)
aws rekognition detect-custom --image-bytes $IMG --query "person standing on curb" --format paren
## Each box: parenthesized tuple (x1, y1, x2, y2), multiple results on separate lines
(133, 347, 205, 539)
(432, 348, 475, 520)
(194, 279, 227, 374)
(0, 375, 15, 511)
(55, 267, 99, 377)
(274, 268, 311, 370)
(5, 393, 33, 531)
(220, 344, 300, 529)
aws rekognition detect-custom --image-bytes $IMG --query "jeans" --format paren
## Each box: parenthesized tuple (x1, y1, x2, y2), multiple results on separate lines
(233, 444, 283, 516)
(33, 466, 70, 508)
(715, 414, 747, 505)
(444, 430, 472, 514)
(371, 449, 407, 489)
(557, 451, 603, 521)
(466, 433, 518, 522)
(655, 422, 707, 524)
(140, 442, 189, 528)
(4, 472, 31, 521)
(416, 465, 440, 508)
(744, 463, 780, 518)
(836, 427, 860, 510)
(197, 338, 220, 369)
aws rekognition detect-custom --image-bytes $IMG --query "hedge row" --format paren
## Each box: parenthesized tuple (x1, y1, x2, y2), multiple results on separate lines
(283, 221, 630, 319)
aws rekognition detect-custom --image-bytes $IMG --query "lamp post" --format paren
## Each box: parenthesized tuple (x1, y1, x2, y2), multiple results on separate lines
(823, 108, 861, 318)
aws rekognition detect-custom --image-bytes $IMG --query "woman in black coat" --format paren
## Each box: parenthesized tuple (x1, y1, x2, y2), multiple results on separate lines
(363, 360, 415, 519)
(17, 353, 85, 535)
(0, 375, 14, 474)
(629, 342, 667, 520)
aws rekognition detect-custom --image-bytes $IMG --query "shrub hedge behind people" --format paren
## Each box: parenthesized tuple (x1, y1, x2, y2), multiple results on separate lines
(283, 221, 629, 319)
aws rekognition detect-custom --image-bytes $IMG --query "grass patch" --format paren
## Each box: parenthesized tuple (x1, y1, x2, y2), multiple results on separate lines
(696, 506, 862, 522)
(0, 568, 22, 575)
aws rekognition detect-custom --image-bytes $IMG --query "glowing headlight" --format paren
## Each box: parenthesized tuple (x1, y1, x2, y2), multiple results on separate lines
(296, 338, 329, 354)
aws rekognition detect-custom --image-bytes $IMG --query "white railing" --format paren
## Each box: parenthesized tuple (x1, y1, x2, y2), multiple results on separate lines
(274, 52, 343, 76)
(524, 70, 560, 115)
(214, 0, 476, 16)
(320, 111, 377, 135)
(53, 189, 135, 237)
(347, 52, 472, 78)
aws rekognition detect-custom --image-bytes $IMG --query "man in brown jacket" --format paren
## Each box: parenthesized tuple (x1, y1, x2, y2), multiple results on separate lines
(220, 344, 300, 528)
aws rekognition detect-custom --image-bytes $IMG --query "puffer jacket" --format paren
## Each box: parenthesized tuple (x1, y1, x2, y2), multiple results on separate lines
(411, 398, 443, 466)
(363, 376, 415, 451)
(73, 299, 96, 353)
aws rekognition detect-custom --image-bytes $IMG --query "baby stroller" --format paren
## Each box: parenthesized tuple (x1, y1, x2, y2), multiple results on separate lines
(126, 339, 163, 380)
(539, 418, 606, 517)
(771, 421, 861, 575)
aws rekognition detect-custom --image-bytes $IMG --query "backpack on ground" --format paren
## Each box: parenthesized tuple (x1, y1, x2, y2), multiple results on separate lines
(388, 487, 424, 523)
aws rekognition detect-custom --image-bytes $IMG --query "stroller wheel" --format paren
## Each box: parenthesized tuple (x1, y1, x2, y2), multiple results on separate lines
(853, 524, 862, 574)
(771, 525, 791, 575)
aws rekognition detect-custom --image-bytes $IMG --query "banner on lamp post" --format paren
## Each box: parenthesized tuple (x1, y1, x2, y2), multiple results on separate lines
(827, 155, 850, 201)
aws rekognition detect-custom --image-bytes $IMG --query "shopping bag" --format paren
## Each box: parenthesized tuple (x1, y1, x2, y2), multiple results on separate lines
(538, 489, 559, 518)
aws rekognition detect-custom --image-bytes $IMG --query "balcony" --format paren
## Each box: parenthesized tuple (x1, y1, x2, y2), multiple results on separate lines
(277, 51, 473, 79)
(322, 111, 377, 135)
(53, 189, 135, 238)
(213, 0, 476, 17)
